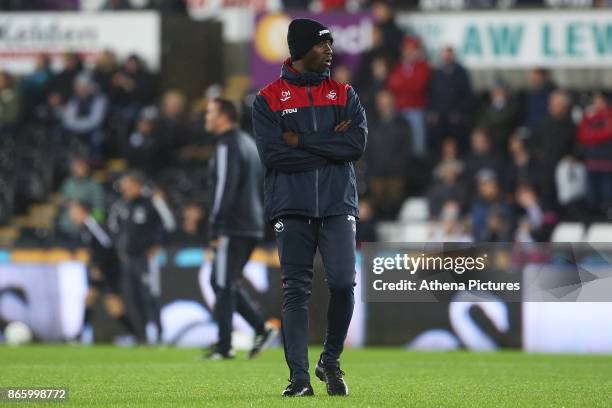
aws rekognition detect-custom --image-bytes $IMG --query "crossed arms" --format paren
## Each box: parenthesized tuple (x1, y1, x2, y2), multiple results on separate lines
(252, 86, 368, 173)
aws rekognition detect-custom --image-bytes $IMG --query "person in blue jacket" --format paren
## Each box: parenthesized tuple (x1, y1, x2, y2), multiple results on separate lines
(252, 18, 368, 397)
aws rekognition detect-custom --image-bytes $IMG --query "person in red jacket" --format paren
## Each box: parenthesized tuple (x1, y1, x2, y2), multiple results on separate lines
(577, 92, 612, 216)
(385, 36, 431, 158)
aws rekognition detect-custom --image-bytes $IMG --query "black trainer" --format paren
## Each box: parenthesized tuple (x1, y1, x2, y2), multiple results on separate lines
(249, 323, 279, 359)
(204, 349, 235, 361)
(315, 356, 349, 396)
(281, 379, 314, 397)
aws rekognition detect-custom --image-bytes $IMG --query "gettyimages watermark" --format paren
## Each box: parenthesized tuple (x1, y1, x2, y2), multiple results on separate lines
(361, 243, 612, 302)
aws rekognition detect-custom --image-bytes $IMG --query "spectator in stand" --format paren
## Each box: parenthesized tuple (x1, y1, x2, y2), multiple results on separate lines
(356, 197, 377, 245)
(110, 54, 154, 123)
(27, 57, 65, 128)
(0, 71, 21, 135)
(49, 52, 83, 102)
(427, 160, 467, 218)
(437, 137, 462, 166)
(21, 54, 52, 121)
(427, 46, 473, 154)
(577, 91, 612, 217)
(364, 90, 412, 219)
(434, 137, 465, 192)
(483, 207, 513, 242)
(355, 26, 392, 95)
(62, 72, 108, 158)
(524, 68, 556, 132)
(531, 90, 576, 209)
(371, 0, 404, 62)
(471, 169, 512, 242)
(93, 50, 119, 96)
(555, 154, 588, 220)
(126, 106, 160, 176)
(478, 79, 521, 155)
(504, 128, 544, 201)
(57, 156, 105, 241)
(463, 128, 503, 192)
(355, 56, 389, 123)
(430, 200, 472, 242)
(320, 0, 346, 11)
(386, 36, 431, 158)
(531, 90, 576, 163)
(170, 202, 208, 247)
(514, 182, 554, 242)
(332, 64, 352, 84)
(36, 86, 65, 135)
(157, 89, 194, 166)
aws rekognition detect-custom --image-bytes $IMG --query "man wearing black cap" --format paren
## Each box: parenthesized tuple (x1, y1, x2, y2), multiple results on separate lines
(252, 18, 368, 397)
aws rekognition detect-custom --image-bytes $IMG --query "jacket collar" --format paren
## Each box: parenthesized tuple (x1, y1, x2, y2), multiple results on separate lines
(218, 126, 238, 138)
(280, 58, 330, 87)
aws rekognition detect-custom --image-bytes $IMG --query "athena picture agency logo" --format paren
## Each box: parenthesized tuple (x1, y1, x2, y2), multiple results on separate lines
(361, 243, 612, 303)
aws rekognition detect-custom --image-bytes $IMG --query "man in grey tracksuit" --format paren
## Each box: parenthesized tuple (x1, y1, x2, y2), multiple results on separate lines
(206, 97, 277, 360)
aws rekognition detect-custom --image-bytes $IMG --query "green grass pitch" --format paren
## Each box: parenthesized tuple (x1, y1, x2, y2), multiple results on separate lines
(1, 345, 612, 407)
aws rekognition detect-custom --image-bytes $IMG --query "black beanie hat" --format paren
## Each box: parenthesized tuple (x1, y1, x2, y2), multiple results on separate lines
(287, 18, 333, 61)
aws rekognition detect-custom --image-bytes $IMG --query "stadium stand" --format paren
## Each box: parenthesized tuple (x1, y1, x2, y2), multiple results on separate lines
(551, 222, 586, 242)
(0, 1, 610, 248)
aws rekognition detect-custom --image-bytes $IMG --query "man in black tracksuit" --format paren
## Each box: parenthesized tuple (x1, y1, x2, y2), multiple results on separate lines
(68, 200, 138, 343)
(109, 171, 163, 344)
(252, 19, 367, 397)
(205, 97, 278, 360)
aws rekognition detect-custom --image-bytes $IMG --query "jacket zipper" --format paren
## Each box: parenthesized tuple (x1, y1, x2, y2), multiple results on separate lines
(307, 85, 319, 217)
(306, 85, 318, 132)
(315, 169, 319, 217)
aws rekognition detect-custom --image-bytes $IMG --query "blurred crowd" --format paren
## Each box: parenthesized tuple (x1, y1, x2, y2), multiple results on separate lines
(0, 0, 609, 12)
(0, 50, 217, 246)
(351, 0, 612, 244)
(1, 0, 611, 248)
(0, 0, 186, 11)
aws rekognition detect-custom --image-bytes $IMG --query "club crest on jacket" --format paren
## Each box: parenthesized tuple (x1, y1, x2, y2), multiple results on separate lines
(274, 220, 284, 232)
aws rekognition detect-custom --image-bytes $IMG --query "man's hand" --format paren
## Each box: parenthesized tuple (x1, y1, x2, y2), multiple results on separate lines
(282, 120, 351, 147)
(334, 120, 351, 132)
(147, 245, 162, 259)
(282, 131, 299, 147)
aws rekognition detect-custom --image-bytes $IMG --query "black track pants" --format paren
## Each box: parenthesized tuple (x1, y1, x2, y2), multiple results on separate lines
(211, 236, 266, 354)
(274, 215, 356, 381)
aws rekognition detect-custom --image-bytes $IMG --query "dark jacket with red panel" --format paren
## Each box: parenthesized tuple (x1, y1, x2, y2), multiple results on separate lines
(386, 58, 431, 110)
(578, 107, 612, 173)
(252, 59, 368, 221)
